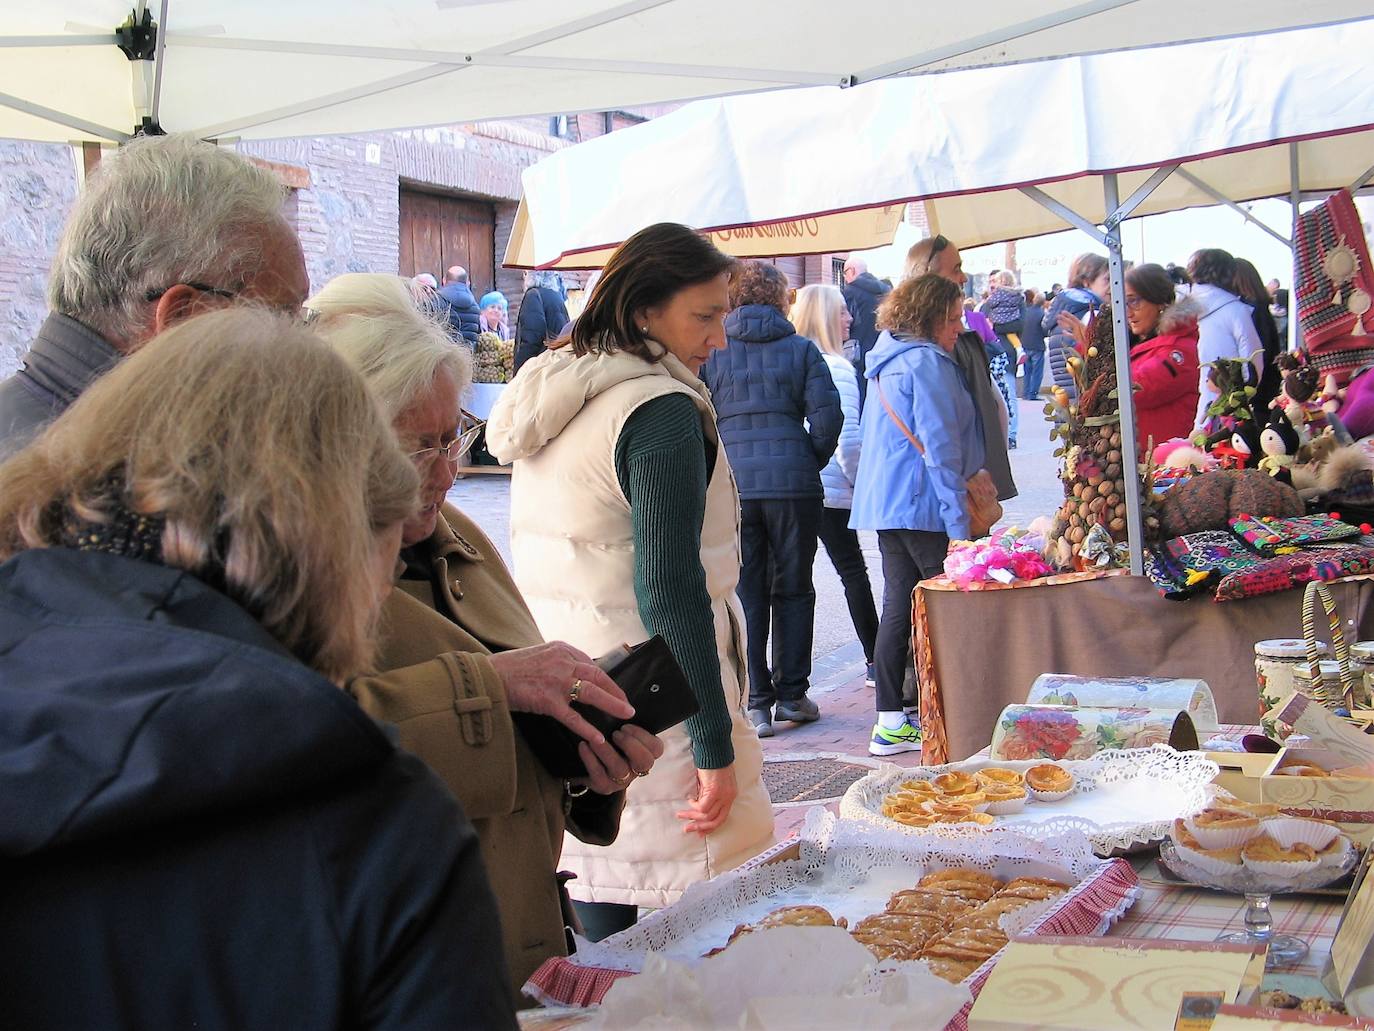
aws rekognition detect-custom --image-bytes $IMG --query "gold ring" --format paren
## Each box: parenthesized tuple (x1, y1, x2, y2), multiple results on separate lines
(569, 679, 583, 704)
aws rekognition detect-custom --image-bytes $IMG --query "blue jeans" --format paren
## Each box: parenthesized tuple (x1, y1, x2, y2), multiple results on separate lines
(1022, 349, 1046, 398)
(1002, 365, 1019, 443)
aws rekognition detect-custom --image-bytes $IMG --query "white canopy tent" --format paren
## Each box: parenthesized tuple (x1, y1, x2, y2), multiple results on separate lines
(1, 1, 1371, 143)
(509, 20, 1374, 267)
(510, 18, 1374, 574)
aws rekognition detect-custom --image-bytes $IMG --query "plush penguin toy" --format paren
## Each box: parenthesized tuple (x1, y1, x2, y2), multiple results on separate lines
(1258, 408, 1301, 484)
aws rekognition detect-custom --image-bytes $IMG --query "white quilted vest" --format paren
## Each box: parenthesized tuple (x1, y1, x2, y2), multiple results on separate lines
(487, 347, 775, 908)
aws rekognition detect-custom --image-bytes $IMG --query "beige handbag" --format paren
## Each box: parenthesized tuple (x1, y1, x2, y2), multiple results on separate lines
(876, 377, 1002, 539)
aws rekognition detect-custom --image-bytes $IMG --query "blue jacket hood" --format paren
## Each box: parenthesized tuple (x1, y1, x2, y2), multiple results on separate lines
(863, 330, 934, 379)
(724, 304, 796, 344)
(0, 548, 396, 857)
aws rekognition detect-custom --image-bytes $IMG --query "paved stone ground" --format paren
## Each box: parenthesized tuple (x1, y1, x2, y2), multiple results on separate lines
(449, 392, 1065, 834)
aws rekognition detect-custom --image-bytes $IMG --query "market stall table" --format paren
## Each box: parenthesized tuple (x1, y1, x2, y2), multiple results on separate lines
(915, 571, 1374, 765)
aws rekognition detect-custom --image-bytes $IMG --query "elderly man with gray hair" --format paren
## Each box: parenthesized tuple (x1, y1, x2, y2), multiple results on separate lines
(0, 133, 308, 456)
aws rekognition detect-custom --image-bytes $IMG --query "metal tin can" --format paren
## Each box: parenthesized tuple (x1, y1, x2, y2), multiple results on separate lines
(1256, 638, 1331, 720)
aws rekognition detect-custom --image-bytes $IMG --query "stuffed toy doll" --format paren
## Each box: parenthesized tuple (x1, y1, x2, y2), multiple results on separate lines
(1197, 354, 1262, 464)
(1257, 408, 1300, 483)
(1270, 352, 1324, 437)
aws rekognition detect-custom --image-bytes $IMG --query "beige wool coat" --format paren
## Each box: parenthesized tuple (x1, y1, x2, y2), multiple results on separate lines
(487, 346, 776, 909)
(348, 504, 623, 1002)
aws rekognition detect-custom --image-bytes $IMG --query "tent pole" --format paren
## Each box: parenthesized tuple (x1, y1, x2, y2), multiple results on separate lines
(1175, 167, 1292, 248)
(1103, 173, 1144, 575)
(1018, 186, 1110, 246)
(1289, 143, 1302, 354)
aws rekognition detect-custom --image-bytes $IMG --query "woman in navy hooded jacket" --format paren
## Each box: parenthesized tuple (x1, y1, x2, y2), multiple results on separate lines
(850, 274, 985, 758)
(702, 262, 841, 738)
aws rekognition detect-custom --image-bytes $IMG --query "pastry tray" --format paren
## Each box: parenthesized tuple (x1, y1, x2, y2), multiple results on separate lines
(840, 745, 1219, 855)
(523, 811, 1141, 1010)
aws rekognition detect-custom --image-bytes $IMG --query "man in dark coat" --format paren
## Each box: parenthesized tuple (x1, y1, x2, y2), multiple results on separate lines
(0, 134, 309, 459)
(842, 256, 891, 405)
(701, 262, 842, 738)
(437, 265, 482, 347)
(513, 271, 571, 375)
(0, 546, 515, 1030)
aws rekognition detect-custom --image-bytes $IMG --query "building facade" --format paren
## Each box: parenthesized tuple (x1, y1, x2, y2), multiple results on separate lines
(0, 109, 870, 376)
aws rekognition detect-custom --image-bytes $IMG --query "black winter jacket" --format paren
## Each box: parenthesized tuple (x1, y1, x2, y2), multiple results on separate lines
(513, 287, 570, 374)
(438, 281, 482, 347)
(843, 272, 891, 403)
(0, 547, 515, 1031)
(701, 304, 842, 500)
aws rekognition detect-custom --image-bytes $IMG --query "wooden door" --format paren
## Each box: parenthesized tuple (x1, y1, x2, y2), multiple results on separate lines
(398, 189, 496, 297)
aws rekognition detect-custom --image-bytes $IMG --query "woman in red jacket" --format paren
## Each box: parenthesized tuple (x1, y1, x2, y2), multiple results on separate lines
(1125, 263, 1201, 451)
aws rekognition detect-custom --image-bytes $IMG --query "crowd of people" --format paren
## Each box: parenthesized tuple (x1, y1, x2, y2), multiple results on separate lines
(0, 131, 1291, 1027)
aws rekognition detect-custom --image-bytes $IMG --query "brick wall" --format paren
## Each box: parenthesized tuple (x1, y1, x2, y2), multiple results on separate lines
(0, 142, 78, 374)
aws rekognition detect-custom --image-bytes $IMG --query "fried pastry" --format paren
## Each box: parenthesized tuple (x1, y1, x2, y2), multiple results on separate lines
(996, 877, 1069, 902)
(756, 905, 842, 929)
(851, 912, 943, 944)
(851, 930, 924, 962)
(923, 955, 981, 983)
(886, 890, 975, 920)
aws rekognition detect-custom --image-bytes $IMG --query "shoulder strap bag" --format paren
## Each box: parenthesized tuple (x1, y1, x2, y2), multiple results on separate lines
(876, 375, 1002, 539)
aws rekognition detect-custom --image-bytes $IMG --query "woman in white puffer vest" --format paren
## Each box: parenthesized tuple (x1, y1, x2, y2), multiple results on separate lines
(792, 285, 880, 683)
(486, 224, 775, 941)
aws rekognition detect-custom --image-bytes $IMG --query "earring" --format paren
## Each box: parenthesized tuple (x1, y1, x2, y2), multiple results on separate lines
(641, 326, 649, 332)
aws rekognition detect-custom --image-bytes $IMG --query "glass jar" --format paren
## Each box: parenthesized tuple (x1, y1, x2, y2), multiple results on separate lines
(1255, 638, 1330, 721)
(1293, 659, 1358, 710)
(1350, 642, 1374, 709)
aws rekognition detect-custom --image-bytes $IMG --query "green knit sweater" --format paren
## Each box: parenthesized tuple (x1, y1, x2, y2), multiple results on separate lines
(614, 392, 734, 769)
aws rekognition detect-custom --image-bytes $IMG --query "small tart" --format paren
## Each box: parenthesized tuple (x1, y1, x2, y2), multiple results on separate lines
(890, 810, 935, 828)
(1185, 807, 1263, 849)
(1024, 763, 1073, 792)
(932, 771, 981, 796)
(896, 779, 940, 796)
(976, 768, 1025, 789)
(926, 800, 975, 820)
(1242, 835, 1319, 865)
(1317, 834, 1352, 869)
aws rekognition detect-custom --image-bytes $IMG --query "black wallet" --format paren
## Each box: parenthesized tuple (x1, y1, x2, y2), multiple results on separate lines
(512, 635, 699, 780)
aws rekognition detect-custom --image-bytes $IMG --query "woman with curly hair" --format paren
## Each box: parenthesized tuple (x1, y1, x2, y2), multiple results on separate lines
(850, 274, 986, 756)
(702, 262, 841, 737)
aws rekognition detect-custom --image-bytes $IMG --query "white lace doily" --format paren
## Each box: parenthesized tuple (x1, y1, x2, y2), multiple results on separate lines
(570, 809, 1112, 973)
(839, 745, 1218, 855)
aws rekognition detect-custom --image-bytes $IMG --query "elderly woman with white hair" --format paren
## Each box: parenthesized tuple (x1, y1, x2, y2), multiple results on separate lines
(0, 308, 513, 1027)
(306, 273, 663, 999)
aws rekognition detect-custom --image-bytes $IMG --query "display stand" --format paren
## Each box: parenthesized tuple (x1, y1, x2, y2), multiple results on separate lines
(913, 572, 1374, 765)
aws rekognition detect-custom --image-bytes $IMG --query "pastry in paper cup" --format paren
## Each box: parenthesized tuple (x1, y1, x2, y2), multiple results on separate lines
(1241, 836, 1321, 877)
(1171, 820, 1244, 875)
(1265, 817, 1341, 852)
(1024, 763, 1075, 801)
(1317, 834, 1353, 869)
(982, 787, 1028, 815)
(1184, 807, 1264, 849)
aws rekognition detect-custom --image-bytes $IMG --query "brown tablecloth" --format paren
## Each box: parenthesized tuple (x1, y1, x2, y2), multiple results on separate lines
(915, 571, 1374, 763)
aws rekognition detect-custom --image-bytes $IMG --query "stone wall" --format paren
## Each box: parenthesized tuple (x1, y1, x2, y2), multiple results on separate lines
(0, 142, 77, 374)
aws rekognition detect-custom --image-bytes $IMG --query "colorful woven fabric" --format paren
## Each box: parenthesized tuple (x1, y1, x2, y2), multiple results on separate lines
(1229, 513, 1360, 555)
(1294, 189, 1374, 349)
(1214, 543, 1374, 601)
(1146, 530, 1262, 598)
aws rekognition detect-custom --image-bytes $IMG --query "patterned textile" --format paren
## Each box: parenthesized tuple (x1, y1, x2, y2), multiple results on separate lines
(1145, 530, 1262, 598)
(1294, 189, 1374, 349)
(1230, 513, 1360, 555)
(1214, 543, 1374, 601)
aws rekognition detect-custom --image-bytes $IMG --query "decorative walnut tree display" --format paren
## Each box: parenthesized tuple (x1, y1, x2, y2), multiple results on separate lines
(1044, 309, 1158, 569)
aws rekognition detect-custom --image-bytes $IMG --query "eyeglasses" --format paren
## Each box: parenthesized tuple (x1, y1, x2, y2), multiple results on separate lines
(1124, 296, 1146, 310)
(144, 281, 237, 303)
(408, 420, 485, 467)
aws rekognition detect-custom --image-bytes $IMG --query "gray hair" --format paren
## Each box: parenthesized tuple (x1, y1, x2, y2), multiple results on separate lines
(306, 273, 471, 417)
(48, 133, 288, 344)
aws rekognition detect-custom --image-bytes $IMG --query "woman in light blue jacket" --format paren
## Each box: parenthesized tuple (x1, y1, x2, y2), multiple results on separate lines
(850, 274, 986, 756)
(792, 285, 879, 684)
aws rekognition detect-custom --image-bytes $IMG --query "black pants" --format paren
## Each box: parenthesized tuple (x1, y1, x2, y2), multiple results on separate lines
(816, 506, 879, 663)
(572, 900, 637, 943)
(739, 497, 821, 710)
(873, 529, 949, 713)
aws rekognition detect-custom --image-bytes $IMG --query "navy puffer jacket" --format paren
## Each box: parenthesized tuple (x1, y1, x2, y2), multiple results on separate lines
(702, 304, 842, 500)
(437, 281, 482, 347)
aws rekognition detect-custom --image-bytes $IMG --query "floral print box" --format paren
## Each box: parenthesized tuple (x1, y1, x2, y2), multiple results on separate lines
(990, 704, 1200, 762)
